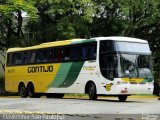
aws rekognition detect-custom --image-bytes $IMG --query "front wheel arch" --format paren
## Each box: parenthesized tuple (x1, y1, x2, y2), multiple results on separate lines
(85, 81, 95, 94)
(85, 81, 97, 100)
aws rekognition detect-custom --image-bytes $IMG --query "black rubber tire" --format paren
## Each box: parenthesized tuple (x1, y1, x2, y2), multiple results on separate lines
(118, 95, 128, 102)
(46, 94, 53, 98)
(18, 83, 28, 98)
(88, 82, 97, 100)
(53, 93, 64, 98)
(27, 83, 41, 98)
(46, 93, 64, 98)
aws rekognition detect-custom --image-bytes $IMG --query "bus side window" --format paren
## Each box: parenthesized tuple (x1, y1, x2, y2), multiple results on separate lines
(42, 50, 49, 62)
(36, 50, 49, 63)
(7, 53, 12, 66)
(82, 45, 89, 60)
(57, 48, 64, 62)
(71, 46, 81, 60)
(64, 47, 71, 61)
(23, 52, 30, 64)
(36, 51, 42, 63)
(12, 53, 23, 65)
(100, 54, 115, 80)
(89, 44, 97, 59)
(100, 41, 114, 53)
(82, 44, 97, 60)
(29, 52, 36, 64)
(49, 49, 57, 62)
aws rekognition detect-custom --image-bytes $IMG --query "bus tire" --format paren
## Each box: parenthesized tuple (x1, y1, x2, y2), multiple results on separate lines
(118, 95, 128, 102)
(27, 83, 41, 98)
(18, 83, 28, 98)
(46, 94, 52, 98)
(53, 93, 64, 98)
(46, 93, 64, 98)
(88, 82, 97, 100)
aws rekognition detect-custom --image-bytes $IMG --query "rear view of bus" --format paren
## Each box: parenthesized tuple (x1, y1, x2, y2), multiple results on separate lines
(98, 37, 154, 101)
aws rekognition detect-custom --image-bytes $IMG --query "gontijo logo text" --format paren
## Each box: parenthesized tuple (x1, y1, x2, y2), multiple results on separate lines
(28, 65, 53, 73)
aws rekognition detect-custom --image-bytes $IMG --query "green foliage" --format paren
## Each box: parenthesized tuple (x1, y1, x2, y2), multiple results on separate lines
(121, 0, 160, 38)
(90, 0, 126, 36)
(0, 0, 37, 18)
(0, 0, 37, 48)
(25, 0, 95, 44)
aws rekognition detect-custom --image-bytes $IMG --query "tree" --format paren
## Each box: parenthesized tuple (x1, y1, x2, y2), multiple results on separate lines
(0, 0, 37, 68)
(25, 0, 95, 44)
(0, 0, 37, 93)
(90, 0, 126, 37)
(121, 0, 160, 95)
(0, 0, 37, 48)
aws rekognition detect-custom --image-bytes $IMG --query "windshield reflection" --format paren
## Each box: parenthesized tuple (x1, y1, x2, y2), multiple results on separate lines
(115, 42, 151, 54)
(118, 54, 153, 79)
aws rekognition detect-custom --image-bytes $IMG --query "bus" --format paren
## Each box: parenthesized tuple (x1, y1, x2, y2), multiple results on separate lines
(5, 37, 154, 101)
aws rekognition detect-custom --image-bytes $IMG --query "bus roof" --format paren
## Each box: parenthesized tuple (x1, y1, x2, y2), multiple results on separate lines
(7, 38, 95, 53)
(91, 36, 148, 43)
(7, 36, 148, 52)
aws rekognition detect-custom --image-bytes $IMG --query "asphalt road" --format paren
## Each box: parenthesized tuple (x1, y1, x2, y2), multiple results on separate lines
(0, 97, 159, 120)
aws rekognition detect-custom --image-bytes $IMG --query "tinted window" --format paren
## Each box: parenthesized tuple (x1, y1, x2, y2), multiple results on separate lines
(100, 54, 116, 80)
(49, 49, 57, 62)
(64, 47, 71, 61)
(71, 46, 81, 60)
(82, 45, 89, 59)
(82, 44, 97, 60)
(57, 48, 64, 61)
(36, 50, 49, 63)
(100, 40, 114, 53)
(89, 44, 97, 59)
(23, 52, 30, 64)
(7, 53, 12, 66)
(28, 52, 36, 64)
(12, 53, 23, 65)
(7, 42, 97, 66)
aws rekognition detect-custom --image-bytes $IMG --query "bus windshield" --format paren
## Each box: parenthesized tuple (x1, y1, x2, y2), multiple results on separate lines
(119, 54, 153, 79)
(99, 40, 153, 80)
(115, 42, 151, 54)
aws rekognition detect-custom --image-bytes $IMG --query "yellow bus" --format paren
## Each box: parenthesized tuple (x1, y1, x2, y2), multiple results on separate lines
(5, 37, 154, 101)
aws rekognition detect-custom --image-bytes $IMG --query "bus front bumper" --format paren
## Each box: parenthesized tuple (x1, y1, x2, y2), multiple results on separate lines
(113, 84, 154, 95)
(103, 84, 154, 95)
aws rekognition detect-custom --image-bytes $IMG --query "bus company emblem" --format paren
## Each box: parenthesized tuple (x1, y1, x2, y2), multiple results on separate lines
(106, 83, 113, 91)
(28, 65, 53, 73)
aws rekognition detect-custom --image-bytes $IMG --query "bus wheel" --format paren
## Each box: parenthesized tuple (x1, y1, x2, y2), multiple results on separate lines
(46, 93, 64, 98)
(27, 83, 41, 98)
(118, 95, 128, 102)
(88, 82, 97, 100)
(53, 93, 64, 98)
(46, 94, 53, 98)
(18, 83, 28, 98)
